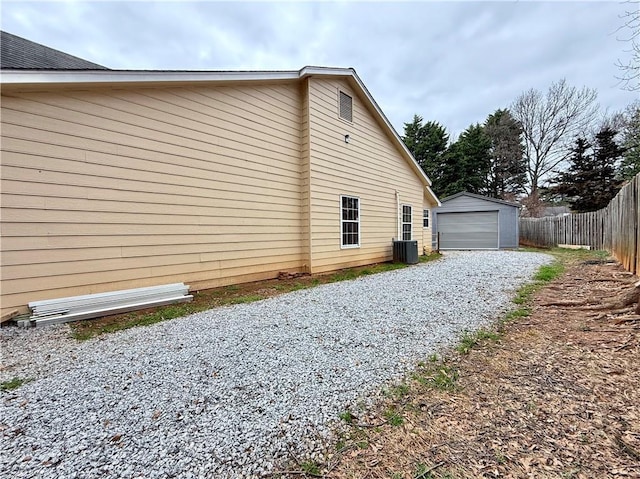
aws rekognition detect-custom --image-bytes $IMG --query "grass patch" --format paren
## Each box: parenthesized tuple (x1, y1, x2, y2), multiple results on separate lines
(339, 410, 355, 424)
(420, 252, 442, 263)
(383, 408, 404, 426)
(456, 328, 500, 355)
(1, 377, 32, 391)
(429, 365, 459, 391)
(413, 361, 459, 392)
(504, 307, 531, 321)
(390, 383, 410, 399)
(534, 262, 565, 282)
(519, 246, 608, 264)
(228, 294, 263, 305)
(300, 460, 321, 476)
(414, 463, 436, 478)
(514, 283, 538, 305)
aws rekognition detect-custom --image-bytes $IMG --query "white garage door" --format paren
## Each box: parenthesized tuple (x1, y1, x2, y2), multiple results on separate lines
(438, 211, 499, 249)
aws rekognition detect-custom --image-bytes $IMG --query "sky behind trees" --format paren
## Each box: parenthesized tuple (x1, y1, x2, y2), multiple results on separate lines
(2, 1, 637, 137)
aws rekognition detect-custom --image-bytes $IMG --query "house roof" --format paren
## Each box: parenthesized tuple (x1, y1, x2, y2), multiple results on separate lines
(439, 191, 520, 208)
(542, 205, 571, 216)
(0, 34, 439, 206)
(1, 31, 108, 70)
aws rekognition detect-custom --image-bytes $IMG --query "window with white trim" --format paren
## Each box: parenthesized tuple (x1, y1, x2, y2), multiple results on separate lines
(402, 205, 412, 240)
(339, 91, 353, 122)
(340, 195, 360, 247)
(423, 209, 430, 228)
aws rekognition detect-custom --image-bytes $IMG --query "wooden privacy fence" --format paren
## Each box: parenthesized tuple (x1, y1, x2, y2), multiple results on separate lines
(519, 173, 640, 275)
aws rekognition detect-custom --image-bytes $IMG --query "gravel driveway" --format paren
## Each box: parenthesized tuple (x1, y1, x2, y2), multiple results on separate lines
(1, 251, 551, 478)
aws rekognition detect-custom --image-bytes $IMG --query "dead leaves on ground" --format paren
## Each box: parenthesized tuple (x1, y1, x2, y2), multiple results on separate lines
(301, 261, 640, 479)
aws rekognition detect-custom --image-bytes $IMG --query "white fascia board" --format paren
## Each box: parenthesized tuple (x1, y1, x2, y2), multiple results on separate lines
(298, 66, 355, 77)
(0, 69, 300, 85)
(426, 185, 442, 207)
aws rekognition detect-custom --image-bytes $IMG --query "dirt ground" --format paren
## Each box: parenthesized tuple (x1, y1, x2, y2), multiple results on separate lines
(303, 257, 640, 478)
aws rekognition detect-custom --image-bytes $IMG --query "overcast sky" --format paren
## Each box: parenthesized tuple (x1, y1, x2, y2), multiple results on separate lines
(2, 1, 638, 138)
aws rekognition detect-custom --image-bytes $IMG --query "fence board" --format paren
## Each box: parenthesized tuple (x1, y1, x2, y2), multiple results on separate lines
(519, 173, 640, 275)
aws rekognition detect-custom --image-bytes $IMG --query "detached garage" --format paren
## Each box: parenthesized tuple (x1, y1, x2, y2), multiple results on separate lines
(433, 192, 520, 250)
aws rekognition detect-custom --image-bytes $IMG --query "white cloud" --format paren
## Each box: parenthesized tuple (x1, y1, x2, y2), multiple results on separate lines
(2, 1, 637, 137)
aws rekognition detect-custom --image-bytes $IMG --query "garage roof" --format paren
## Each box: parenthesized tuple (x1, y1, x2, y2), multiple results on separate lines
(440, 191, 520, 208)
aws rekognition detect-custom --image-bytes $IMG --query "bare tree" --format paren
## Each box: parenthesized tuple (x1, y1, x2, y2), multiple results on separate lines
(511, 79, 599, 195)
(615, 0, 639, 91)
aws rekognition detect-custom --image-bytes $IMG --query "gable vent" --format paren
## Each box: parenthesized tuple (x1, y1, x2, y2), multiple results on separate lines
(339, 91, 353, 122)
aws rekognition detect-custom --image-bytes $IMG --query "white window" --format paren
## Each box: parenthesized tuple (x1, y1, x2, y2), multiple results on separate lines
(423, 209, 430, 228)
(339, 91, 353, 122)
(402, 205, 412, 240)
(340, 195, 360, 248)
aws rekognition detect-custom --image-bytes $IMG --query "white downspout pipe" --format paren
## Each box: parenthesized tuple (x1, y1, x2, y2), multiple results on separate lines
(395, 190, 401, 240)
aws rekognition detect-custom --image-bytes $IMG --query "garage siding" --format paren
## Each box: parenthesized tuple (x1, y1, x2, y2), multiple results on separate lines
(433, 193, 520, 250)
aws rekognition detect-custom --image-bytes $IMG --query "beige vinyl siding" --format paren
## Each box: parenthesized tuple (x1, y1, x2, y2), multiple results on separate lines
(422, 198, 434, 254)
(307, 78, 425, 273)
(0, 82, 305, 314)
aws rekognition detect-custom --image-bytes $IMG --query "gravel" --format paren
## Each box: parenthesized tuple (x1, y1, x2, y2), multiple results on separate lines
(1, 250, 552, 478)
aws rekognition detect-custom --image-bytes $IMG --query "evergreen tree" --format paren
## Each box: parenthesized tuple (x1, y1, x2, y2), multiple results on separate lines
(551, 128, 623, 212)
(591, 127, 624, 206)
(483, 109, 526, 199)
(402, 115, 449, 185)
(438, 142, 465, 198)
(438, 124, 491, 198)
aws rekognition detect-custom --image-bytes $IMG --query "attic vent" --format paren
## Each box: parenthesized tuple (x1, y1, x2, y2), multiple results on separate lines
(339, 91, 353, 122)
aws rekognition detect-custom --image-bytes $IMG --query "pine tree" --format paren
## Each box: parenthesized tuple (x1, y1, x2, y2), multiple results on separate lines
(402, 115, 449, 186)
(438, 124, 491, 198)
(589, 127, 624, 208)
(551, 128, 623, 212)
(483, 109, 526, 199)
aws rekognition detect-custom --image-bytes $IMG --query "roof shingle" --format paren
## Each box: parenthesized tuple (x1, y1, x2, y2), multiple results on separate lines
(1, 31, 108, 70)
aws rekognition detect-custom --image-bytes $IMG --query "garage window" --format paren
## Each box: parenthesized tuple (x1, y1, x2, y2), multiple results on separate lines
(340, 195, 360, 248)
(423, 209, 430, 228)
(402, 205, 412, 240)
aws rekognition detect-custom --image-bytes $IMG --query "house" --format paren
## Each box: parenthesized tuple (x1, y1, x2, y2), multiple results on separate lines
(542, 205, 571, 217)
(432, 192, 520, 250)
(0, 32, 440, 317)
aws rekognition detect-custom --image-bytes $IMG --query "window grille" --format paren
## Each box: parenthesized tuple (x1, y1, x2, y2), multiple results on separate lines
(402, 205, 412, 240)
(340, 195, 360, 247)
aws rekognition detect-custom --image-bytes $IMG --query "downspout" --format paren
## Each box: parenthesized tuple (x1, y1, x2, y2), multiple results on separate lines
(395, 190, 401, 240)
